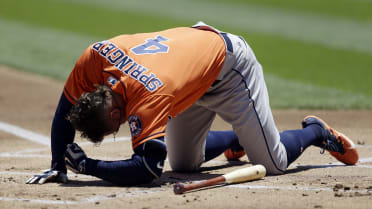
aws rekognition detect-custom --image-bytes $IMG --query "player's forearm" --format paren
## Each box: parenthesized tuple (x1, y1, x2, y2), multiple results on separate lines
(83, 138, 166, 185)
(51, 93, 75, 172)
(85, 154, 163, 185)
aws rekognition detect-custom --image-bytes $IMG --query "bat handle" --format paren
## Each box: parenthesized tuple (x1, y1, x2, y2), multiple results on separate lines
(173, 176, 226, 194)
(173, 183, 185, 194)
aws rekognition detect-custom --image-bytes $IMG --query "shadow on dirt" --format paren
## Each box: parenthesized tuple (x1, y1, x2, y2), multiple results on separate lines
(59, 160, 249, 188)
(61, 179, 117, 187)
(60, 162, 348, 188)
(285, 164, 346, 174)
(155, 160, 248, 185)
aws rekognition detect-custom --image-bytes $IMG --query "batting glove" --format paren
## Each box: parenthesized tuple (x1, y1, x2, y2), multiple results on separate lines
(26, 169, 68, 184)
(65, 143, 87, 174)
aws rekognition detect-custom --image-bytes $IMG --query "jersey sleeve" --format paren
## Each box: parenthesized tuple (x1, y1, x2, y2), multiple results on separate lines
(126, 94, 173, 149)
(63, 46, 104, 104)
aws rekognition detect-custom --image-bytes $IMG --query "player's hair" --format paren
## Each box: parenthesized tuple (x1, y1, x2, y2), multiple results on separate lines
(67, 85, 112, 143)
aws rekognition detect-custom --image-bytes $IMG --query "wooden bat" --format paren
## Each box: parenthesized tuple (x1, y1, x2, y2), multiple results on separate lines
(173, 165, 266, 194)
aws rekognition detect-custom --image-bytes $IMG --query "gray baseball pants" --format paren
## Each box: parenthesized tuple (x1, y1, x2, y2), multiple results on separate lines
(165, 31, 288, 175)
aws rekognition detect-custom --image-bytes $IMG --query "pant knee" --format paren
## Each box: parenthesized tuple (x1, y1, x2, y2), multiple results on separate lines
(249, 155, 287, 175)
(265, 166, 285, 175)
(169, 160, 202, 173)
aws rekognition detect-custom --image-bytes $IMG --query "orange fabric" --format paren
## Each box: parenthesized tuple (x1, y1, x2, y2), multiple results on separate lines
(64, 27, 226, 149)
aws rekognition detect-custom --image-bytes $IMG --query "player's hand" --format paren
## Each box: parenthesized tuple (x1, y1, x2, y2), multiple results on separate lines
(65, 143, 87, 174)
(26, 169, 68, 184)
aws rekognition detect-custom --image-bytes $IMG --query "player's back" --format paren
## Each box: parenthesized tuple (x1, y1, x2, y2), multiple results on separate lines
(64, 26, 227, 148)
(109, 27, 226, 115)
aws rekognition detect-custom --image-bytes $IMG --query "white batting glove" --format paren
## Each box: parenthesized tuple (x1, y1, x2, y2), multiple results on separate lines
(26, 169, 68, 184)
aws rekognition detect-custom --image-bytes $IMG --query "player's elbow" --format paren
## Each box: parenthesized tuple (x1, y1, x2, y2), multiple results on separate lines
(134, 138, 167, 181)
(141, 156, 165, 180)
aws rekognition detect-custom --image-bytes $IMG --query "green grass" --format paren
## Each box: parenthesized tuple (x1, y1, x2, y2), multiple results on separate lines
(0, 0, 371, 108)
(239, 30, 372, 96)
(0, 0, 190, 38)
(204, 0, 372, 23)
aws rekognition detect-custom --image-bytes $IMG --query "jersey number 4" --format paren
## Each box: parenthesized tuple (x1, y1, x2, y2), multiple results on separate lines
(131, 35, 169, 55)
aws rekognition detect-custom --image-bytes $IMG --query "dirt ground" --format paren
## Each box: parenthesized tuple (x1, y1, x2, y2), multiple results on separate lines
(0, 65, 371, 209)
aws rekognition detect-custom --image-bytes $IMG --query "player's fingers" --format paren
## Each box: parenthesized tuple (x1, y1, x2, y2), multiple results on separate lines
(38, 176, 50, 184)
(28, 176, 40, 184)
(26, 175, 40, 184)
(38, 171, 58, 184)
(25, 176, 34, 184)
(25, 176, 33, 184)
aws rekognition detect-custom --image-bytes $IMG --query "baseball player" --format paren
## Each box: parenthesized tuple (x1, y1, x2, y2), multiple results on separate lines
(26, 22, 359, 185)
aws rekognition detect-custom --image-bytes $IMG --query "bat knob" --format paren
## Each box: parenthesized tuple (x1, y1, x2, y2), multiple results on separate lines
(173, 183, 184, 194)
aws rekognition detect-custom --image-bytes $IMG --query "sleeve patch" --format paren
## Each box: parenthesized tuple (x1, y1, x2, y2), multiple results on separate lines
(128, 115, 142, 137)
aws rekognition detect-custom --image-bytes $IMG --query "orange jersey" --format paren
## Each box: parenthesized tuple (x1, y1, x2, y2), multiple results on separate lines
(64, 27, 226, 149)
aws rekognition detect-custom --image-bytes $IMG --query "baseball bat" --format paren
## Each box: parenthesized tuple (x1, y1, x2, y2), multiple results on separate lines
(173, 164, 266, 194)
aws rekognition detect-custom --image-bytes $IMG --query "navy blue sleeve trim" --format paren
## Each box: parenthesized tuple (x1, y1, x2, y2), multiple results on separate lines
(51, 93, 76, 173)
(221, 33, 233, 53)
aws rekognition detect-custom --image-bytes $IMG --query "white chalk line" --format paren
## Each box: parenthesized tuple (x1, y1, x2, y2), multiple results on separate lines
(0, 171, 100, 181)
(356, 144, 372, 148)
(7, 136, 130, 155)
(0, 120, 130, 155)
(0, 153, 50, 158)
(0, 126, 130, 158)
(228, 184, 372, 194)
(0, 188, 166, 205)
(12, 148, 47, 154)
(0, 171, 42, 176)
(0, 121, 50, 146)
(357, 165, 372, 168)
(0, 120, 130, 145)
(229, 184, 332, 191)
(0, 153, 130, 161)
(358, 157, 372, 163)
(0, 197, 76, 205)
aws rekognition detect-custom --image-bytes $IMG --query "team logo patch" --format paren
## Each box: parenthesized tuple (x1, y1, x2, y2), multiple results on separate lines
(107, 76, 117, 85)
(128, 115, 142, 137)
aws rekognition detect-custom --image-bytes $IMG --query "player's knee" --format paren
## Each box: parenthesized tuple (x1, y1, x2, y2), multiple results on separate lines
(261, 159, 287, 175)
(251, 158, 287, 175)
(170, 161, 201, 173)
(265, 166, 285, 175)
